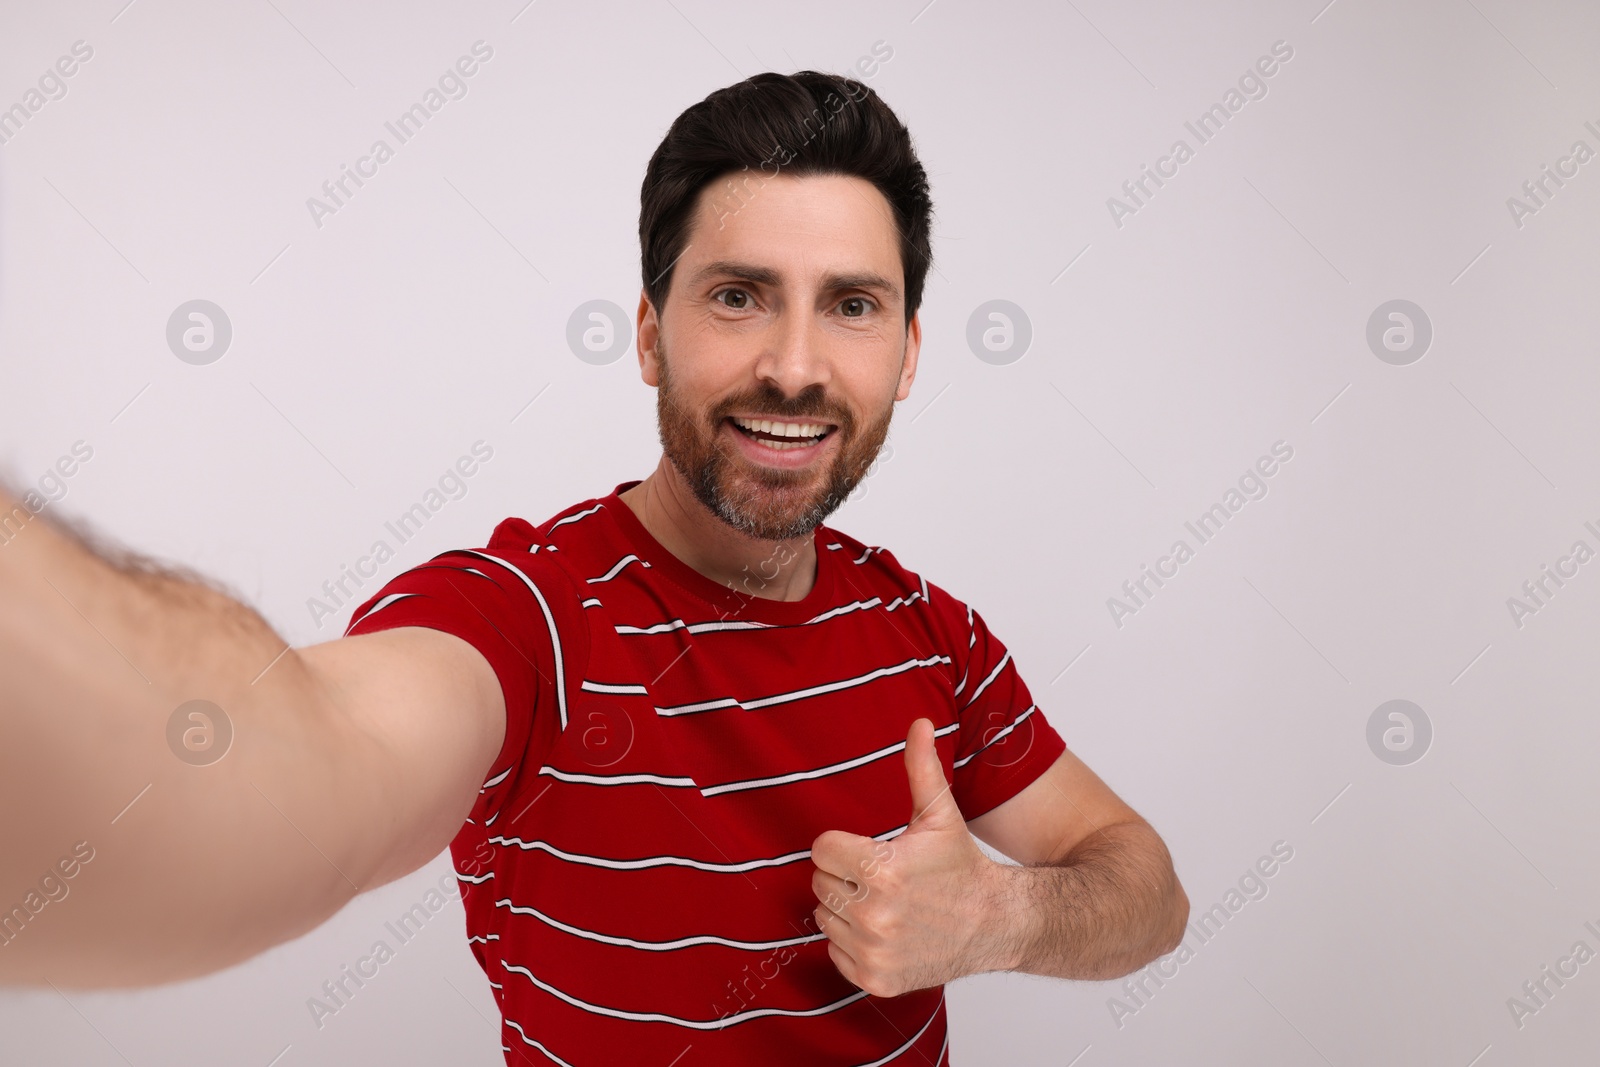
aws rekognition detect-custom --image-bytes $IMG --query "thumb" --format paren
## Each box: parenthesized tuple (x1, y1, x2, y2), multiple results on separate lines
(904, 718, 961, 831)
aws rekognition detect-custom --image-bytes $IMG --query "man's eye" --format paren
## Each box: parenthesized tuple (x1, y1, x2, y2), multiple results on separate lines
(839, 297, 874, 318)
(716, 288, 751, 309)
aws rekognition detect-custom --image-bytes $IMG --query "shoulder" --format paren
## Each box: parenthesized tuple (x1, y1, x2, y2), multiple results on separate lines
(345, 504, 598, 633)
(818, 524, 972, 632)
(343, 534, 576, 632)
(486, 493, 609, 554)
(473, 494, 618, 585)
(500, 495, 632, 577)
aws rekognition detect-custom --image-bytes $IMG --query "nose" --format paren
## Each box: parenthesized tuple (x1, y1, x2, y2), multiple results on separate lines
(752, 306, 832, 400)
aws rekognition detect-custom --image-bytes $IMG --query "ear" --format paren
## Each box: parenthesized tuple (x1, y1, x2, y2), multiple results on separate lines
(894, 310, 921, 402)
(637, 290, 661, 387)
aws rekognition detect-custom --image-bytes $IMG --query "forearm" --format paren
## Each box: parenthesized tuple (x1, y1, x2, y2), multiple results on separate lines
(987, 820, 1188, 982)
(0, 488, 375, 986)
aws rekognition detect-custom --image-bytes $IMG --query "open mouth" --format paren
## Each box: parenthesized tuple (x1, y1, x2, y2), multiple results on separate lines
(725, 415, 836, 452)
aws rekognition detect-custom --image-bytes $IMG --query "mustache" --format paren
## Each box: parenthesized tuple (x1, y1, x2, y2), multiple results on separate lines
(711, 387, 851, 427)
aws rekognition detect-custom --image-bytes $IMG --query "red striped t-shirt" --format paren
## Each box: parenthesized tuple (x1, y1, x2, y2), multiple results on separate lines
(342, 480, 1066, 1065)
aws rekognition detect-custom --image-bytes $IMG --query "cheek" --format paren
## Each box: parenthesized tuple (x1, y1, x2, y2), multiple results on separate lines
(671, 345, 746, 399)
(846, 340, 905, 397)
(835, 355, 895, 403)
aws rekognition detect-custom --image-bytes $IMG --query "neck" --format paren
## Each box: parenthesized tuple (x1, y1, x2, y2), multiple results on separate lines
(618, 457, 820, 602)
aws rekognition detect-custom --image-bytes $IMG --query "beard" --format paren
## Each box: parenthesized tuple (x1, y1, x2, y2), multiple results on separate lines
(654, 338, 895, 541)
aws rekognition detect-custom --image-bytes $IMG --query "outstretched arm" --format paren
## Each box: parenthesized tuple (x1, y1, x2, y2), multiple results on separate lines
(0, 484, 506, 987)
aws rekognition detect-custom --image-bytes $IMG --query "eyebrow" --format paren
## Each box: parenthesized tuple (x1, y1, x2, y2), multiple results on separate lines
(687, 260, 902, 301)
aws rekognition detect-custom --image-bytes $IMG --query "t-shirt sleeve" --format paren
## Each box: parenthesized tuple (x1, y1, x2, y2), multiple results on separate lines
(933, 584, 1067, 821)
(341, 547, 576, 823)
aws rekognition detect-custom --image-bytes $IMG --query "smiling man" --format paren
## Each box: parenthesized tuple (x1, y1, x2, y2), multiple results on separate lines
(0, 71, 1186, 1064)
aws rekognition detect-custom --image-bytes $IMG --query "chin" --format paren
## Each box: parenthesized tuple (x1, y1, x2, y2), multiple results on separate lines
(705, 471, 846, 541)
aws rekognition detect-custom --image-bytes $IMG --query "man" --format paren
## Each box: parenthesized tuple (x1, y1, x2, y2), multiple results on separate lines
(0, 71, 1186, 1064)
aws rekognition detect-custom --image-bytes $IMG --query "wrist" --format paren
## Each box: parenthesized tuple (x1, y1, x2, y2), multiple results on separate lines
(969, 858, 1030, 975)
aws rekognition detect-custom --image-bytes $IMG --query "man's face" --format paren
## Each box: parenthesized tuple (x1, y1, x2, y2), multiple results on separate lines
(639, 172, 921, 541)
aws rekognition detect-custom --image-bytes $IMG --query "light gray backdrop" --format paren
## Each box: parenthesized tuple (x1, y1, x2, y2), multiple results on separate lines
(2, 0, 1597, 1064)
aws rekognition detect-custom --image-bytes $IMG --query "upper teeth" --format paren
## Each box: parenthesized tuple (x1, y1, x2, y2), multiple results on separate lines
(732, 417, 829, 438)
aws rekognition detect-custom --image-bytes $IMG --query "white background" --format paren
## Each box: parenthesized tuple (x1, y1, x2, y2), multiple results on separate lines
(1, 0, 1598, 1064)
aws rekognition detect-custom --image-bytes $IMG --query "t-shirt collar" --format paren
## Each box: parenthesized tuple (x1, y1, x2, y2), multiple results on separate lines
(600, 480, 841, 626)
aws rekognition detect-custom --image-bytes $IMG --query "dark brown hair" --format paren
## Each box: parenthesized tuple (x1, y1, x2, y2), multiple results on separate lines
(639, 70, 933, 326)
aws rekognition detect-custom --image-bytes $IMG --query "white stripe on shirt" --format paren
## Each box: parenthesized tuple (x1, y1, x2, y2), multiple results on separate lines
(657, 655, 951, 718)
(493, 897, 826, 951)
(702, 721, 960, 797)
(501, 961, 868, 1030)
(456, 549, 572, 733)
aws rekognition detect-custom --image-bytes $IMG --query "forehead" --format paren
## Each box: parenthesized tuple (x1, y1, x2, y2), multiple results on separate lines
(675, 171, 903, 289)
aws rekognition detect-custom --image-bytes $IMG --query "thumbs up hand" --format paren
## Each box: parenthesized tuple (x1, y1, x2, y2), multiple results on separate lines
(810, 718, 1015, 998)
